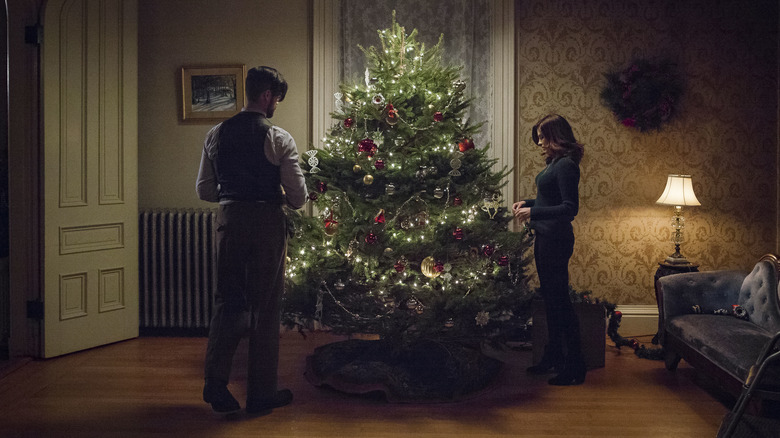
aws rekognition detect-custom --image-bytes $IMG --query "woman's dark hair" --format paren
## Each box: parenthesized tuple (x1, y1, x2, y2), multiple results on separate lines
(246, 66, 288, 102)
(532, 114, 584, 164)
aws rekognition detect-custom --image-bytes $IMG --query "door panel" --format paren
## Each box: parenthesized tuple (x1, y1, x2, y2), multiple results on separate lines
(42, 0, 138, 358)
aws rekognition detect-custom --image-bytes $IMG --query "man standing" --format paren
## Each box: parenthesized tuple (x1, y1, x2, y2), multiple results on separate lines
(196, 66, 307, 415)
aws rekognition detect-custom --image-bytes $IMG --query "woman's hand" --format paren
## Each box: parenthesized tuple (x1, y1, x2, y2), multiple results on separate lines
(512, 201, 531, 222)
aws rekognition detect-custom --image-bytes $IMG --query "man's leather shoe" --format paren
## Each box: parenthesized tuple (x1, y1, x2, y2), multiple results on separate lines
(203, 385, 241, 415)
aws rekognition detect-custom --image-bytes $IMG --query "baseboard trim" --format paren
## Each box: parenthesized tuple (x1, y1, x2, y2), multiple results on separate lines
(613, 304, 659, 337)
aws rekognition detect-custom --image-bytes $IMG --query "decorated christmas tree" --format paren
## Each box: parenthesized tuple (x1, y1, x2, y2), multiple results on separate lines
(283, 16, 533, 353)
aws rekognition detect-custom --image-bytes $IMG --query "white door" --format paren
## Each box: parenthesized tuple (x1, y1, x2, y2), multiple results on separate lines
(41, 0, 138, 358)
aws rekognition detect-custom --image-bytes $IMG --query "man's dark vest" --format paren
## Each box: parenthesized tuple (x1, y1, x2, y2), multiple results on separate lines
(213, 112, 283, 203)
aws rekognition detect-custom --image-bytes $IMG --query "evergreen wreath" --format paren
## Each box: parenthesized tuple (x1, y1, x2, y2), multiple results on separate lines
(600, 58, 683, 132)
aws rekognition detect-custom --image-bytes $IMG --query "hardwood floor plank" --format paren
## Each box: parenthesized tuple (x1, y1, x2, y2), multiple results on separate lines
(0, 332, 727, 437)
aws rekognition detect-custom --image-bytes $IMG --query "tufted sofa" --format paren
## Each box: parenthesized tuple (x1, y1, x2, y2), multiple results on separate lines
(659, 254, 780, 410)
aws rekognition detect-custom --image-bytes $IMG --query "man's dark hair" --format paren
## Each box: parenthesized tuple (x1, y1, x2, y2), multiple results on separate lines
(245, 66, 288, 103)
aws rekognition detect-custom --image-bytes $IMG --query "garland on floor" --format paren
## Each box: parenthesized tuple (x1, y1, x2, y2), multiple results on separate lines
(607, 311, 665, 360)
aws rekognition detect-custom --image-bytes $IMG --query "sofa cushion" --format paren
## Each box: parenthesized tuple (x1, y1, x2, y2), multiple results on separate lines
(666, 314, 780, 388)
(738, 260, 780, 333)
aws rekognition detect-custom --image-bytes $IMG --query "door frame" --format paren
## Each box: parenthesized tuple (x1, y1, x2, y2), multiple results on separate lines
(7, 0, 44, 358)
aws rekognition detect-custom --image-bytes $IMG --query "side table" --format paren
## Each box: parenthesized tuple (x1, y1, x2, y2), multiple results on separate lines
(652, 260, 699, 345)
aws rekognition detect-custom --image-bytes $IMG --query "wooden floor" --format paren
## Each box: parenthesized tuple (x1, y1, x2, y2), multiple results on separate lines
(0, 332, 729, 438)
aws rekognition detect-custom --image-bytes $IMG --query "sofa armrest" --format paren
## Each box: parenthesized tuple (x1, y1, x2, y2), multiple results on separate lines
(660, 270, 746, 320)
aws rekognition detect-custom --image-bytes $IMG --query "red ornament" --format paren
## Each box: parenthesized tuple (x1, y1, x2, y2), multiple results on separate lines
(453, 196, 463, 206)
(324, 211, 338, 228)
(458, 138, 475, 152)
(386, 104, 398, 124)
(434, 260, 445, 272)
(394, 261, 406, 273)
(452, 228, 464, 240)
(433, 111, 443, 122)
(497, 255, 510, 266)
(482, 244, 495, 257)
(358, 138, 378, 158)
(308, 192, 319, 202)
(317, 181, 328, 193)
(365, 232, 378, 245)
(344, 117, 354, 128)
(323, 211, 338, 236)
(374, 209, 386, 224)
(374, 159, 385, 170)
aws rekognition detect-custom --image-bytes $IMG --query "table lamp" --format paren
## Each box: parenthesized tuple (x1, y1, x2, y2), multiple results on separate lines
(656, 174, 701, 264)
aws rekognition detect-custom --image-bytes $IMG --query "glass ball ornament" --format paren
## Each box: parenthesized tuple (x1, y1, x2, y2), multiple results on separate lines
(458, 138, 475, 152)
(324, 221, 338, 236)
(334, 280, 345, 291)
(374, 159, 385, 170)
(385, 183, 396, 195)
(363, 174, 374, 185)
(372, 93, 385, 108)
(406, 298, 419, 309)
(343, 117, 354, 128)
(414, 212, 429, 228)
(358, 138, 378, 157)
(353, 164, 362, 173)
(433, 186, 444, 199)
(421, 256, 441, 278)
(444, 318, 455, 328)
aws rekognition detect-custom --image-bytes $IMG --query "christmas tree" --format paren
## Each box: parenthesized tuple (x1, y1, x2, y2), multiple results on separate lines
(284, 16, 533, 350)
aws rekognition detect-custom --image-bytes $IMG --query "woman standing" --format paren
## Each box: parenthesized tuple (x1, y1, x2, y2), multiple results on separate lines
(513, 114, 586, 385)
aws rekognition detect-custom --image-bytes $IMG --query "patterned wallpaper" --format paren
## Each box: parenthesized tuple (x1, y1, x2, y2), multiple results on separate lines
(514, 0, 779, 304)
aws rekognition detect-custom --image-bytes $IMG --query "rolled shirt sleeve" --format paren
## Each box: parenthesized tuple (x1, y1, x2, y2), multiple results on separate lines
(266, 126, 308, 209)
(195, 124, 221, 202)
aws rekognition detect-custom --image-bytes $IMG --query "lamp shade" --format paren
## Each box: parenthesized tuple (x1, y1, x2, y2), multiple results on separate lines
(656, 174, 701, 207)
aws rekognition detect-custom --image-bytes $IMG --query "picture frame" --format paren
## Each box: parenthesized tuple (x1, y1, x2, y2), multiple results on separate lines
(181, 65, 246, 122)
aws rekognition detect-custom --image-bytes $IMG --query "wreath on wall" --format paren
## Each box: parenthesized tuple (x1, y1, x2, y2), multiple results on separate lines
(600, 58, 683, 132)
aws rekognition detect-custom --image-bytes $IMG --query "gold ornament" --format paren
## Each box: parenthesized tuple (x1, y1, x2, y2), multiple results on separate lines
(363, 174, 374, 185)
(421, 256, 441, 278)
(353, 164, 362, 173)
(482, 193, 502, 219)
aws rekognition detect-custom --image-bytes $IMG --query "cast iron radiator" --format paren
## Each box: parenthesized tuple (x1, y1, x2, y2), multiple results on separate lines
(139, 209, 217, 335)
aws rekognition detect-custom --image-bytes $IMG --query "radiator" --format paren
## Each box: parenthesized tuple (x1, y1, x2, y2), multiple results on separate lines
(139, 209, 217, 335)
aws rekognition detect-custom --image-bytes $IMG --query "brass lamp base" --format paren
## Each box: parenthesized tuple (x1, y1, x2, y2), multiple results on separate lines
(665, 244, 692, 265)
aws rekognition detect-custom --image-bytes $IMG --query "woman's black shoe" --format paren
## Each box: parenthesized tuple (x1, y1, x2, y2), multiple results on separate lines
(526, 349, 564, 375)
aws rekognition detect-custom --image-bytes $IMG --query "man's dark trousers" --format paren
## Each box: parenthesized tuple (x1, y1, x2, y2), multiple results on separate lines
(204, 201, 287, 402)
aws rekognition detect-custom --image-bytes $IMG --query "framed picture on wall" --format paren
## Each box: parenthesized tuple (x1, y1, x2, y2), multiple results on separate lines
(181, 65, 246, 122)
